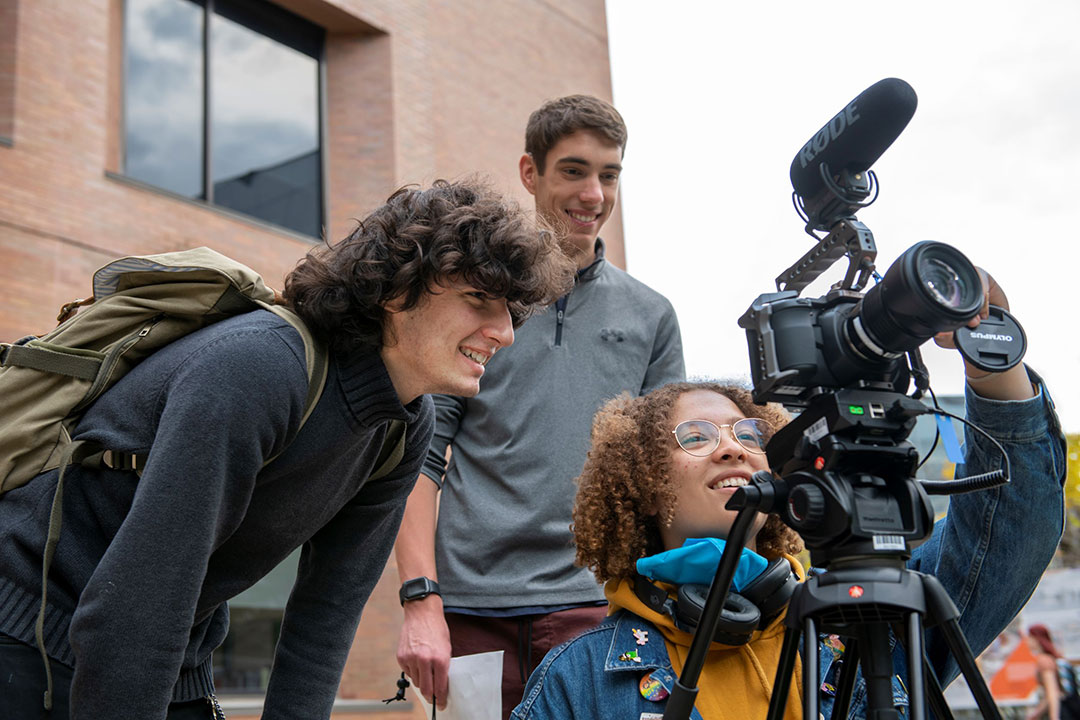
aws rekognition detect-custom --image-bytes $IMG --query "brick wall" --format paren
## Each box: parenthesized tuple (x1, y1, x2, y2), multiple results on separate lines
(0, 0, 16, 141)
(0, 0, 619, 714)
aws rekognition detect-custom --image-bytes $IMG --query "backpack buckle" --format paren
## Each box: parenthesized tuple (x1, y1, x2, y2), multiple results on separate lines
(101, 450, 143, 473)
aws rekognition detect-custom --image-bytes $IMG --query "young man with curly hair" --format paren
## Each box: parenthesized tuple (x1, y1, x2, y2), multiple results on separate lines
(395, 96, 685, 717)
(0, 179, 574, 720)
(512, 277, 1065, 719)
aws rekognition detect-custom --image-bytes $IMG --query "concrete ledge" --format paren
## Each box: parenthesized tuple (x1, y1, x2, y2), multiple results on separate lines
(219, 696, 415, 715)
(103, 170, 320, 244)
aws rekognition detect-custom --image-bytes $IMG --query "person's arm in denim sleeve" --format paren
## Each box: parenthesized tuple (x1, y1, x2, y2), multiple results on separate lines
(908, 368, 1065, 686)
(641, 299, 685, 394)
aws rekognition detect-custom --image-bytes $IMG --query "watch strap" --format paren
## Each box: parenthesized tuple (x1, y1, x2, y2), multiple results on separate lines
(399, 576, 441, 606)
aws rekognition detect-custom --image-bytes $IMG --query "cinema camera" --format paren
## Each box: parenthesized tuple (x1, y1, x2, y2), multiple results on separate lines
(662, 78, 1025, 720)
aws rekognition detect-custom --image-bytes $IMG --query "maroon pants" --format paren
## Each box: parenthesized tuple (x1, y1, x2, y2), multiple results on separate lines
(446, 605, 608, 719)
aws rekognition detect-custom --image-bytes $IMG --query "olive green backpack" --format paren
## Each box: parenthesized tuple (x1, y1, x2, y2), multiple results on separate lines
(0, 246, 405, 708)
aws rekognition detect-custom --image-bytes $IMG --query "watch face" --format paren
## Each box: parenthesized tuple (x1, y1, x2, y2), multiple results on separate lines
(400, 577, 439, 604)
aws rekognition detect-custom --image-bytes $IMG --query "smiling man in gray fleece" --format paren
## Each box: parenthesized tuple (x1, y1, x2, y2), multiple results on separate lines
(394, 96, 686, 719)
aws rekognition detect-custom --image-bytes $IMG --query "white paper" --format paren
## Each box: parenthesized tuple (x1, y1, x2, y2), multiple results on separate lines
(412, 650, 504, 720)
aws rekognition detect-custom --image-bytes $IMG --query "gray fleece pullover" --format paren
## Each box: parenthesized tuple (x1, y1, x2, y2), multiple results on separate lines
(0, 310, 434, 719)
(423, 243, 685, 608)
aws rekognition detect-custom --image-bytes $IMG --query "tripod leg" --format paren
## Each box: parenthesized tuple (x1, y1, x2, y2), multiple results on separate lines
(831, 637, 859, 720)
(923, 576, 1002, 720)
(938, 618, 1001, 720)
(767, 624, 803, 720)
(906, 613, 926, 720)
(857, 623, 900, 720)
(804, 617, 819, 720)
(922, 655, 954, 720)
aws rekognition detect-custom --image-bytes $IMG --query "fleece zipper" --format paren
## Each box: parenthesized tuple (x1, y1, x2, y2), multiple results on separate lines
(554, 243, 604, 347)
(554, 295, 568, 347)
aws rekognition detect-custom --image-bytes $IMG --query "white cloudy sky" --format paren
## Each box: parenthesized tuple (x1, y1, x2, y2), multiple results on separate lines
(607, 0, 1080, 432)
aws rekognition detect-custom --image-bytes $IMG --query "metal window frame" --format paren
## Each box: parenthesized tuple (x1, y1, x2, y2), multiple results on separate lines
(120, 0, 326, 238)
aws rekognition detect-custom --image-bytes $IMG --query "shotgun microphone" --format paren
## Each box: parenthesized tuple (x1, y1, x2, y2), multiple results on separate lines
(789, 78, 918, 201)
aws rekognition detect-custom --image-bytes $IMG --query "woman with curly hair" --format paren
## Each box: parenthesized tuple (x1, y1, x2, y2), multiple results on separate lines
(570, 382, 799, 579)
(512, 297, 1066, 719)
(540, 381, 808, 720)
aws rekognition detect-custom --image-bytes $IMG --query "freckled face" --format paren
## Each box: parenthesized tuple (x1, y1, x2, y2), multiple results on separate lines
(660, 391, 771, 552)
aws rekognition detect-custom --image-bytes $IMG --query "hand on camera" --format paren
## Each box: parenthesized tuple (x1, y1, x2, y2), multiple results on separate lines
(932, 267, 1008, 351)
(932, 268, 1034, 400)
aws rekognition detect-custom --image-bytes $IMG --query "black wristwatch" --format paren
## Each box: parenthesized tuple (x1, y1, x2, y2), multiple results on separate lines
(399, 577, 441, 606)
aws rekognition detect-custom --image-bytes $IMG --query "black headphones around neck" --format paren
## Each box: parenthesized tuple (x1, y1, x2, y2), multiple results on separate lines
(632, 557, 798, 646)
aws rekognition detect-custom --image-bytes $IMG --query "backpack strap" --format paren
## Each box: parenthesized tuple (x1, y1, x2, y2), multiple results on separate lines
(0, 342, 101, 380)
(370, 420, 407, 482)
(37, 438, 99, 709)
(268, 306, 405, 482)
(98, 306, 329, 473)
(265, 305, 329, 454)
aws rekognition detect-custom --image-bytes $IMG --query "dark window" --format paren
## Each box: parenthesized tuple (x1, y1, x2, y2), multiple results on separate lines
(212, 550, 300, 694)
(124, 0, 324, 237)
(213, 608, 283, 692)
(124, 0, 204, 196)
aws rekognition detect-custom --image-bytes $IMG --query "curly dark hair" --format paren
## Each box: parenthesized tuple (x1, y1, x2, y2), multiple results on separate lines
(525, 95, 627, 174)
(572, 381, 804, 583)
(284, 177, 576, 352)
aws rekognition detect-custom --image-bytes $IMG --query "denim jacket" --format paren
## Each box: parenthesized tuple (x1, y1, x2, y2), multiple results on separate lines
(512, 374, 1066, 720)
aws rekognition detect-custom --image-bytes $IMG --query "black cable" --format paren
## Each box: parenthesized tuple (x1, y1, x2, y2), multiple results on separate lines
(908, 347, 931, 401)
(915, 385, 942, 471)
(919, 407, 1010, 495)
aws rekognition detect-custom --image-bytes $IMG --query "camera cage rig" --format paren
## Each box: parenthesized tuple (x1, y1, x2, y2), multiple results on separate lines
(784, 163, 879, 294)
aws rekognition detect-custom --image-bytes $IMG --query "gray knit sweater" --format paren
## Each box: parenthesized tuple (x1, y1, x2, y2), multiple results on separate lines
(0, 310, 434, 719)
(423, 244, 685, 608)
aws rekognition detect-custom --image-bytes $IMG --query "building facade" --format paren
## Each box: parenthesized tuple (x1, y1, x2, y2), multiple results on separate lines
(0, 0, 621, 713)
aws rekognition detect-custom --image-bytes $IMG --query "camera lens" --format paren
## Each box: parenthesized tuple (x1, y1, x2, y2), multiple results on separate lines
(850, 241, 983, 358)
(920, 257, 970, 310)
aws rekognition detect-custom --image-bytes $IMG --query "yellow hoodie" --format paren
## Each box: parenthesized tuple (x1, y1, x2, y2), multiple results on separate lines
(605, 554, 806, 720)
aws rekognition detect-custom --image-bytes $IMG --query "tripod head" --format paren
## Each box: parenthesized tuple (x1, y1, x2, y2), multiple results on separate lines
(765, 388, 935, 568)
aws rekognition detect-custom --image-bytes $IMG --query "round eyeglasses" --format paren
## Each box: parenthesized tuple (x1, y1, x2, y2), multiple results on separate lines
(672, 418, 773, 456)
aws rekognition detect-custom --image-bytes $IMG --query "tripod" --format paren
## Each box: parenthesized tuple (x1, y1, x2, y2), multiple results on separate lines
(767, 560, 999, 720)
